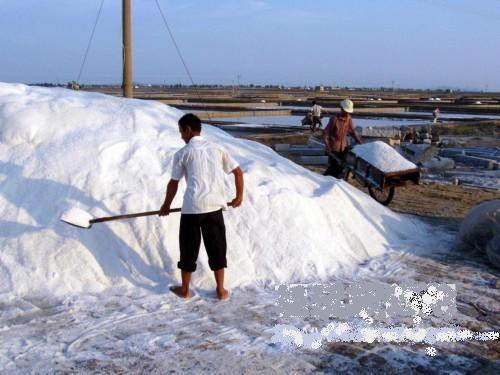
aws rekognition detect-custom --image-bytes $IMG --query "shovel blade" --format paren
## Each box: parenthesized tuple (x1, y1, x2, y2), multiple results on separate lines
(60, 208, 94, 229)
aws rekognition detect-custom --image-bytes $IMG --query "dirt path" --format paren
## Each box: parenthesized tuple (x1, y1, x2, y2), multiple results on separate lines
(353, 181, 498, 220)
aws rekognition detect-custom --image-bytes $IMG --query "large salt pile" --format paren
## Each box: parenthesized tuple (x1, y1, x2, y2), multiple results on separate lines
(0, 83, 427, 297)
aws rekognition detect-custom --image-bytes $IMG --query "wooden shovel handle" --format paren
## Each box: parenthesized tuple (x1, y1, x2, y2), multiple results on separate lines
(89, 202, 233, 224)
(90, 209, 177, 224)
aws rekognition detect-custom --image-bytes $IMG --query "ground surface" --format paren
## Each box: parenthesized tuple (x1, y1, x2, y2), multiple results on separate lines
(1, 130, 499, 374)
(2, 166, 498, 374)
(1, 218, 498, 374)
(347, 178, 498, 221)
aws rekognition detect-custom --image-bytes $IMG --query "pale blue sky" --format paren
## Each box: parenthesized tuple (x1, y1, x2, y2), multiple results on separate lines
(0, 0, 499, 90)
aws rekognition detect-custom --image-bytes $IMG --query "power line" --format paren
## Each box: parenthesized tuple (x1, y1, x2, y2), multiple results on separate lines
(154, 0, 212, 120)
(154, 0, 198, 88)
(77, 0, 106, 84)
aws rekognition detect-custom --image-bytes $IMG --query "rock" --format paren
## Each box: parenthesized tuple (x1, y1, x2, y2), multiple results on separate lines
(289, 147, 325, 156)
(471, 361, 500, 375)
(401, 144, 439, 164)
(358, 127, 401, 138)
(486, 232, 500, 269)
(452, 154, 499, 170)
(456, 200, 500, 261)
(358, 353, 388, 368)
(422, 157, 455, 172)
(308, 136, 324, 148)
(388, 138, 401, 146)
(274, 143, 290, 152)
(299, 156, 329, 165)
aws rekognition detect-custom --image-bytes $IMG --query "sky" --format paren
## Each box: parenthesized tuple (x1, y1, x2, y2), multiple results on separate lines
(0, 0, 499, 90)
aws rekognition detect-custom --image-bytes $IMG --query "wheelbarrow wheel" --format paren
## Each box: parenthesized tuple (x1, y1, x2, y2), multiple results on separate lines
(368, 186, 395, 206)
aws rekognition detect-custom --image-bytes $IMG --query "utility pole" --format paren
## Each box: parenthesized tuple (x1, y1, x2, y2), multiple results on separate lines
(237, 74, 241, 97)
(122, 0, 133, 98)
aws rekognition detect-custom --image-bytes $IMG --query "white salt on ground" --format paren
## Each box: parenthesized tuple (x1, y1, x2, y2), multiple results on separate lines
(352, 141, 417, 173)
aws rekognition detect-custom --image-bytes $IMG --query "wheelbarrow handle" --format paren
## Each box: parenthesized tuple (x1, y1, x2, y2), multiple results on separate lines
(326, 151, 344, 165)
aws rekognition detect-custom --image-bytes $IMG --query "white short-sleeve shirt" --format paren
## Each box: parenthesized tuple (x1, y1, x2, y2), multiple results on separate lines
(312, 104, 322, 117)
(171, 136, 239, 214)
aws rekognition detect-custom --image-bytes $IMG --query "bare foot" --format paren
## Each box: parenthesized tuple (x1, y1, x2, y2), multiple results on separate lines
(169, 285, 192, 298)
(216, 288, 230, 300)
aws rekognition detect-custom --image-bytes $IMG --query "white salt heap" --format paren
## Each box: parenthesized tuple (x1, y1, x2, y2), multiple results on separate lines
(352, 141, 417, 173)
(0, 83, 428, 297)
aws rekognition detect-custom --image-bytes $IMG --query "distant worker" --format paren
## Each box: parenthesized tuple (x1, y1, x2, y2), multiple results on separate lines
(301, 112, 313, 127)
(432, 107, 440, 124)
(323, 99, 363, 178)
(310, 100, 323, 131)
(159, 113, 244, 300)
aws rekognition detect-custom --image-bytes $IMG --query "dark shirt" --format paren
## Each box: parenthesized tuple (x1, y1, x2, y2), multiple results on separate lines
(323, 114, 362, 152)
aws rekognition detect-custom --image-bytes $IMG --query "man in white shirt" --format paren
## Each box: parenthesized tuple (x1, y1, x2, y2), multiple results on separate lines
(433, 107, 440, 124)
(159, 113, 244, 300)
(310, 100, 323, 131)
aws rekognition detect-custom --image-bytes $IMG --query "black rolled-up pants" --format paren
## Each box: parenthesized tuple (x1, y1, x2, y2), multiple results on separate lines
(178, 209, 227, 272)
(312, 116, 322, 129)
(323, 150, 348, 178)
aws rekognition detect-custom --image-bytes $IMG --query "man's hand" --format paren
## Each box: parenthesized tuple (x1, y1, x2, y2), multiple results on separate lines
(159, 179, 179, 217)
(231, 167, 244, 209)
(231, 196, 243, 208)
(159, 203, 170, 216)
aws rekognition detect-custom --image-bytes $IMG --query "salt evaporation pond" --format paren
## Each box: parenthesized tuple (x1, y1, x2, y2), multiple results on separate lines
(213, 115, 425, 128)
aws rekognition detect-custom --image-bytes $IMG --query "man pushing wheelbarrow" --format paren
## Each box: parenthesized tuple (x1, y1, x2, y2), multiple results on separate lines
(323, 99, 363, 178)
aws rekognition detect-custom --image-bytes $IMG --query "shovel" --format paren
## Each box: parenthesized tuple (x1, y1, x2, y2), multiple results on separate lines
(60, 203, 233, 229)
